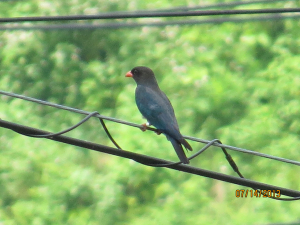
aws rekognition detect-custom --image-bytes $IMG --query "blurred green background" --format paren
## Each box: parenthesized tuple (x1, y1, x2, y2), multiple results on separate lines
(0, 0, 300, 224)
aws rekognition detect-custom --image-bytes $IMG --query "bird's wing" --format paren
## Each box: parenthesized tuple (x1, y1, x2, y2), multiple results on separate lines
(159, 91, 177, 120)
(135, 86, 181, 139)
(135, 86, 163, 121)
(136, 86, 193, 151)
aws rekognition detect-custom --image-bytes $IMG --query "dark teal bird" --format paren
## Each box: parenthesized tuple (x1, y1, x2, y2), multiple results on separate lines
(126, 66, 192, 164)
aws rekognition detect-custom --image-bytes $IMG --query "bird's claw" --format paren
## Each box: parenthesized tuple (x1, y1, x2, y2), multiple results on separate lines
(140, 123, 148, 132)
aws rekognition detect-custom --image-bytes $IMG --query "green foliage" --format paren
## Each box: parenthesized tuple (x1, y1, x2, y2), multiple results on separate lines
(1, 0, 300, 224)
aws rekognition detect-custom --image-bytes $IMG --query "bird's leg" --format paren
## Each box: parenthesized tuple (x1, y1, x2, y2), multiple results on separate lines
(140, 121, 161, 135)
(140, 123, 148, 132)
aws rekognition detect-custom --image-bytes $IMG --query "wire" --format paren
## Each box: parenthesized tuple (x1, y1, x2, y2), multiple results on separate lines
(0, 118, 299, 198)
(1, 14, 299, 31)
(100, 0, 298, 14)
(19, 111, 100, 138)
(1, 0, 299, 202)
(6, 107, 243, 177)
(147, 0, 298, 12)
(0, 0, 295, 8)
(1, 8, 300, 23)
(98, 117, 122, 149)
(1, 90, 300, 167)
(1, 90, 300, 200)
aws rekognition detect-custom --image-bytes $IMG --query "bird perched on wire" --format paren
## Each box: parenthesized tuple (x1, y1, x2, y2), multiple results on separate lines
(125, 66, 192, 164)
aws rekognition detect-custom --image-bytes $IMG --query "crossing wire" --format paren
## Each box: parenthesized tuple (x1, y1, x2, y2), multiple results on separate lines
(1, 8, 300, 23)
(1, 90, 300, 168)
(1, 118, 300, 199)
(1, 14, 300, 31)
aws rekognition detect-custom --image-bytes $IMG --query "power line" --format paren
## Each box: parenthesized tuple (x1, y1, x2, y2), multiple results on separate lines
(107, 0, 297, 13)
(0, 0, 295, 8)
(1, 90, 300, 200)
(1, 14, 299, 31)
(150, 0, 298, 11)
(1, 8, 300, 23)
(1, 0, 299, 203)
(0, 90, 300, 167)
(0, 118, 299, 198)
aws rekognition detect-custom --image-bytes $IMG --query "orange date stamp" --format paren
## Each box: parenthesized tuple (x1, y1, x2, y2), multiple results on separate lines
(235, 189, 281, 198)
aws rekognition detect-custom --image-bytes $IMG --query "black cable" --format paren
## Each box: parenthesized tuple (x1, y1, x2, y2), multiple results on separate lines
(18, 111, 99, 138)
(1, 90, 299, 167)
(1, 8, 300, 23)
(1, 14, 299, 31)
(1, 118, 300, 199)
(0, 91, 299, 200)
(140, 139, 243, 176)
(0, 0, 295, 8)
(150, 0, 297, 12)
(0, 0, 299, 202)
(105, 0, 297, 14)
(2, 111, 300, 201)
(101, 114, 243, 180)
(98, 118, 122, 149)
(11, 108, 243, 178)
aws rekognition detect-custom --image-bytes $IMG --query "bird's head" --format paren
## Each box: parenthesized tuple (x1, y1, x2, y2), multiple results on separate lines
(125, 66, 158, 87)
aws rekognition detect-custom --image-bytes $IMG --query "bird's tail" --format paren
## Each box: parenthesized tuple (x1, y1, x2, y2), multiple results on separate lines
(180, 138, 193, 151)
(167, 135, 189, 164)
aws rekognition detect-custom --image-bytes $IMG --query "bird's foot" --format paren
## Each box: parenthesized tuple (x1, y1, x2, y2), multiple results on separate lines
(140, 123, 148, 132)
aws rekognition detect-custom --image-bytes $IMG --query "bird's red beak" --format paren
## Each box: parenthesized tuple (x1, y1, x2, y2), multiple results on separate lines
(125, 71, 133, 77)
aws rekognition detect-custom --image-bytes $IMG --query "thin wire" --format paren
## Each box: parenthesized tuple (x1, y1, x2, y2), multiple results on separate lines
(0, 0, 295, 8)
(19, 112, 100, 138)
(1, 90, 300, 167)
(98, 118, 122, 149)
(1, 91, 299, 200)
(1, 14, 299, 31)
(1, 8, 300, 23)
(1, 118, 300, 198)
(148, 0, 298, 12)
(9, 109, 242, 176)
(97, 0, 298, 13)
(0, 0, 299, 202)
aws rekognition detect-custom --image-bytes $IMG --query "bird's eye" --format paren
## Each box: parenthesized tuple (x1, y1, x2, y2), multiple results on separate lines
(132, 69, 138, 76)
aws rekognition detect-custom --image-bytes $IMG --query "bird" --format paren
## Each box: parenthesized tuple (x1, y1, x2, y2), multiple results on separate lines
(125, 66, 192, 164)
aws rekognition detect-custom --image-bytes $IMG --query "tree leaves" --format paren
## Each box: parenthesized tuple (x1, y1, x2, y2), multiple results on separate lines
(1, 0, 300, 224)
